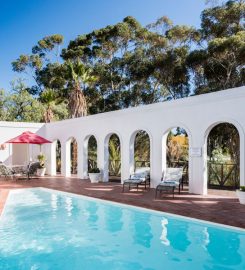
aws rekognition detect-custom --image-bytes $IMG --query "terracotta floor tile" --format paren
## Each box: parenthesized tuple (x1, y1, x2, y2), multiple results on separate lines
(0, 176, 244, 228)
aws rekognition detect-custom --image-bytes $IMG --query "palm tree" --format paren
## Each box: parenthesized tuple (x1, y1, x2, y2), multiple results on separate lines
(66, 59, 96, 118)
(40, 88, 56, 123)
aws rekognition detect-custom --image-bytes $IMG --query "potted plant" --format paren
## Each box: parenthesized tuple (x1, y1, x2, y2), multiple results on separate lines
(36, 153, 46, 177)
(88, 167, 102, 183)
(236, 186, 245, 205)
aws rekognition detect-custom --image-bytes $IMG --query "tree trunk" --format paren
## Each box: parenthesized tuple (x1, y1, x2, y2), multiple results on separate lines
(69, 86, 88, 118)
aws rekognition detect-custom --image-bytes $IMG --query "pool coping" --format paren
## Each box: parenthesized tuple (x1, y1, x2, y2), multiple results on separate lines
(4, 187, 245, 233)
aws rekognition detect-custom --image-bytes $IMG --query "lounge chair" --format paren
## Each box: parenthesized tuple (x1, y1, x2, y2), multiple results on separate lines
(122, 167, 150, 192)
(155, 168, 183, 198)
(26, 162, 40, 180)
(0, 163, 16, 179)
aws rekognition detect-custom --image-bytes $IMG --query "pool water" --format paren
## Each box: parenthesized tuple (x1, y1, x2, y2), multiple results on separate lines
(0, 188, 244, 270)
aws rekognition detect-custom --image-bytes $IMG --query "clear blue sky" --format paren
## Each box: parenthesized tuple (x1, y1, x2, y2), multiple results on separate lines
(0, 0, 206, 92)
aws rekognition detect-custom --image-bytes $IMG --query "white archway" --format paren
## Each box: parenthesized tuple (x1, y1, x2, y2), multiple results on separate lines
(129, 129, 152, 176)
(162, 124, 193, 191)
(82, 135, 98, 178)
(203, 119, 244, 191)
(104, 132, 122, 182)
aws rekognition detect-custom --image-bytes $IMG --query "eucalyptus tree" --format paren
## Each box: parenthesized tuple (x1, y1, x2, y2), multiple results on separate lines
(5, 79, 43, 122)
(12, 34, 64, 95)
(187, 0, 245, 94)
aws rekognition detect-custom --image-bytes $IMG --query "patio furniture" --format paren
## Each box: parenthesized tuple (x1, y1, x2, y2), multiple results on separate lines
(25, 162, 40, 180)
(0, 163, 16, 179)
(155, 168, 183, 198)
(123, 167, 150, 192)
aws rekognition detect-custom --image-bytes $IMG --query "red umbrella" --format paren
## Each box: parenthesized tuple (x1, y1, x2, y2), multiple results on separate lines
(5, 131, 51, 144)
(5, 131, 51, 163)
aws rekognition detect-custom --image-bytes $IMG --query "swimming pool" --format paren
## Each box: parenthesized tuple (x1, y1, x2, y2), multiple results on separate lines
(0, 188, 244, 270)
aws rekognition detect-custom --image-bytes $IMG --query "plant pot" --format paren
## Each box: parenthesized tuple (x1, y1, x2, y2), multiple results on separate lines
(36, 168, 46, 177)
(89, 173, 102, 183)
(236, 190, 245, 205)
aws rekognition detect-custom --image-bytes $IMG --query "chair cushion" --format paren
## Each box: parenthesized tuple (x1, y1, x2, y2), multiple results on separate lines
(159, 181, 178, 187)
(130, 173, 145, 181)
(124, 179, 142, 184)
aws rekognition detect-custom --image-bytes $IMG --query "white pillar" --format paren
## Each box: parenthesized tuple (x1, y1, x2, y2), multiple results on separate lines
(239, 137, 245, 186)
(61, 140, 71, 177)
(121, 135, 132, 183)
(151, 133, 164, 188)
(97, 137, 107, 182)
(46, 141, 56, 176)
(77, 141, 84, 179)
(189, 131, 206, 195)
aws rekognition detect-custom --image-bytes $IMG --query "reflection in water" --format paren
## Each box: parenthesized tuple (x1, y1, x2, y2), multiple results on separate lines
(51, 194, 58, 211)
(87, 203, 99, 228)
(207, 228, 241, 266)
(202, 227, 210, 250)
(133, 212, 153, 248)
(105, 207, 123, 233)
(65, 197, 73, 217)
(167, 220, 191, 252)
(160, 218, 170, 246)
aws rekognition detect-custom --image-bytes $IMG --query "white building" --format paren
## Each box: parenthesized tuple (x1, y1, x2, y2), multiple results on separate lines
(1, 86, 244, 195)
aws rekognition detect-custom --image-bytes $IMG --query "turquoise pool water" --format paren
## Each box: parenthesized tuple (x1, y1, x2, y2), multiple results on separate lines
(0, 188, 244, 270)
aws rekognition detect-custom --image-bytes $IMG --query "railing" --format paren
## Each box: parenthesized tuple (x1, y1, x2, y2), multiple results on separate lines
(135, 160, 150, 168)
(208, 162, 239, 189)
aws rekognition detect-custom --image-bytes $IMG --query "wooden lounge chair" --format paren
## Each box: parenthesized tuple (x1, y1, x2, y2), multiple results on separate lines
(122, 167, 150, 192)
(155, 168, 183, 198)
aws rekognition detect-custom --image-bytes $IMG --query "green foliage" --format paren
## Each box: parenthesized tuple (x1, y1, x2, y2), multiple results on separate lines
(208, 123, 240, 164)
(4, 79, 44, 122)
(89, 167, 100, 173)
(10, 1, 245, 116)
(240, 186, 245, 191)
(37, 154, 46, 168)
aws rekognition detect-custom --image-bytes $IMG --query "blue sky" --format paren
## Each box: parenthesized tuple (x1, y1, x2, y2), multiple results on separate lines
(0, 0, 206, 92)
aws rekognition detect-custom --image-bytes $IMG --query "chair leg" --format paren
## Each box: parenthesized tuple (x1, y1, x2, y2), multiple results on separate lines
(122, 184, 125, 192)
(155, 188, 158, 199)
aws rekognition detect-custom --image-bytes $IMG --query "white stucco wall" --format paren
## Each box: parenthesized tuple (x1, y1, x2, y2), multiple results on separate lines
(1, 86, 245, 195)
(0, 122, 44, 165)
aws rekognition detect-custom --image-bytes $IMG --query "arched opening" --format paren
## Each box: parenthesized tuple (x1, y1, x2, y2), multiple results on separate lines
(207, 123, 240, 191)
(134, 130, 150, 171)
(56, 140, 61, 174)
(51, 139, 61, 175)
(70, 138, 78, 175)
(108, 134, 121, 182)
(163, 127, 189, 191)
(87, 135, 98, 173)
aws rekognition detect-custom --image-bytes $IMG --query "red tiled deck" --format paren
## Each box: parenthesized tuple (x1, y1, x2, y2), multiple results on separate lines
(0, 176, 244, 229)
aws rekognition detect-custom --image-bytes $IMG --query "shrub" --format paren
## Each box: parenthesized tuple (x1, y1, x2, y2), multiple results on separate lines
(37, 154, 46, 168)
(240, 186, 245, 192)
(89, 167, 100, 173)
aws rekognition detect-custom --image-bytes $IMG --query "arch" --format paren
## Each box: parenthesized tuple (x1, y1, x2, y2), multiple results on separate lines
(129, 129, 152, 174)
(204, 119, 244, 191)
(104, 132, 122, 182)
(83, 134, 98, 178)
(65, 136, 78, 176)
(162, 126, 191, 192)
(51, 139, 61, 176)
